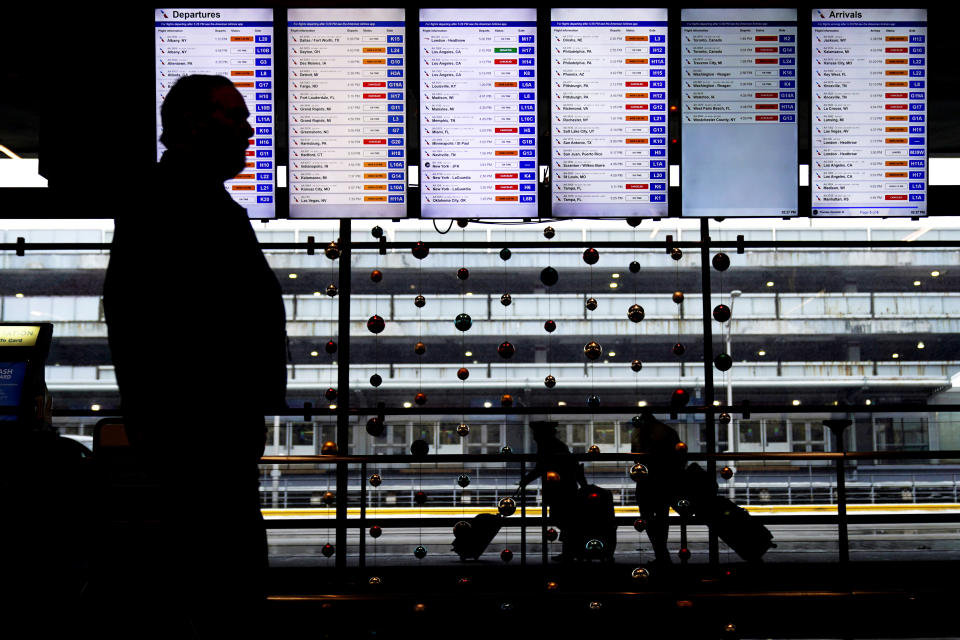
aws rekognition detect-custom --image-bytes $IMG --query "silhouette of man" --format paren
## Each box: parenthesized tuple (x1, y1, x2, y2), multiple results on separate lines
(102, 75, 287, 637)
(631, 412, 683, 568)
(519, 421, 584, 561)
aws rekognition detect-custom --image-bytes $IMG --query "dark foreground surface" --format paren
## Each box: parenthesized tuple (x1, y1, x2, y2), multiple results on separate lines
(265, 560, 960, 639)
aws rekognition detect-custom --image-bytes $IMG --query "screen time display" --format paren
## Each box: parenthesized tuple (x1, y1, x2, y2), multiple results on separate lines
(811, 9, 927, 217)
(155, 8, 275, 218)
(420, 8, 538, 218)
(551, 8, 668, 218)
(681, 8, 798, 217)
(288, 8, 406, 218)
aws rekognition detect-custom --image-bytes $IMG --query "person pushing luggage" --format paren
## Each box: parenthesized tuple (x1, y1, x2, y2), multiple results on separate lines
(518, 421, 584, 562)
(631, 412, 684, 568)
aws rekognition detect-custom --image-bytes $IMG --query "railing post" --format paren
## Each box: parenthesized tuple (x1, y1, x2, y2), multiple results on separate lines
(825, 419, 852, 566)
(335, 219, 352, 574)
(699, 218, 719, 567)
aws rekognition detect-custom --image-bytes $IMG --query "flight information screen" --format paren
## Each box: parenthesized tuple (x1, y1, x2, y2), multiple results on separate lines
(811, 9, 927, 217)
(420, 8, 538, 218)
(681, 8, 798, 217)
(551, 8, 669, 218)
(155, 8, 275, 218)
(288, 8, 407, 218)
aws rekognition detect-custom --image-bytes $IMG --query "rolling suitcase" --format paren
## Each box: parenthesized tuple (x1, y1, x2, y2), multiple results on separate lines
(576, 484, 617, 561)
(678, 463, 775, 562)
(451, 513, 502, 561)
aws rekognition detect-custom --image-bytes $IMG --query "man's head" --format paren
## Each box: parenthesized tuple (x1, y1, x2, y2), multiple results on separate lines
(160, 75, 254, 181)
(530, 421, 558, 441)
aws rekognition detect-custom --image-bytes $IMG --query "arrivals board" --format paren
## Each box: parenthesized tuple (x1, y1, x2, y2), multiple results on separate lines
(155, 8, 275, 218)
(551, 8, 669, 218)
(288, 8, 407, 218)
(419, 8, 538, 218)
(811, 9, 927, 217)
(681, 8, 798, 217)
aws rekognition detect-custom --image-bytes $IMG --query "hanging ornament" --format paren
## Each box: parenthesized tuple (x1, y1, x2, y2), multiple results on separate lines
(714, 353, 733, 371)
(367, 315, 385, 334)
(631, 359, 643, 372)
(498, 342, 516, 359)
(500, 293, 512, 306)
(326, 284, 338, 297)
(414, 295, 426, 308)
(584, 539, 604, 557)
(321, 543, 335, 557)
(676, 499, 692, 515)
(499, 248, 512, 261)
(322, 490, 336, 506)
(629, 261, 641, 274)
(544, 319, 557, 333)
(544, 375, 556, 388)
(369, 576, 382, 586)
(370, 269, 383, 283)
(718, 412, 731, 425)
(584, 341, 602, 360)
(453, 521, 471, 538)
(628, 304, 645, 323)
(457, 367, 470, 381)
(456, 267, 469, 280)
(589, 601, 603, 611)
(632, 415, 643, 428)
(673, 342, 685, 356)
(585, 297, 598, 311)
(325, 340, 338, 354)
(543, 226, 556, 239)
(587, 395, 600, 409)
(501, 446, 512, 454)
(546, 581, 559, 591)
(321, 441, 338, 455)
(633, 518, 646, 532)
(325, 387, 338, 402)
(369, 473, 382, 487)
(671, 388, 690, 407)
(546, 528, 559, 542)
(544, 471, 560, 484)
(713, 304, 731, 322)
(588, 445, 600, 455)
(456, 423, 470, 437)
(414, 341, 426, 355)
(370, 373, 382, 387)
(670, 247, 683, 261)
(412, 241, 429, 260)
(627, 217, 641, 228)
(410, 439, 429, 457)
(676, 441, 688, 453)
(678, 548, 691, 561)
(366, 416, 385, 437)
(325, 242, 341, 260)
(457, 474, 471, 488)
(582, 248, 599, 265)
(457, 577, 471, 587)
(540, 266, 559, 286)
(414, 392, 427, 405)
(371, 226, 384, 239)
(370, 525, 382, 539)
(629, 463, 649, 481)
(500, 549, 514, 563)
(631, 567, 650, 581)
(501, 394, 513, 407)
(413, 490, 428, 505)
(455, 313, 473, 331)
(720, 466, 734, 480)
(712, 252, 731, 272)
(498, 497, 517, 516)
(672, 290, 684, 304)
(414, 545, 427, 559)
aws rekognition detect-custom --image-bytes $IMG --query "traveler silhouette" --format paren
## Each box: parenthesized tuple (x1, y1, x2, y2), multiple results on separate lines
(101, 75, 287, 638)
(631, 412, 684, 568)
(518, 421, 585, 561)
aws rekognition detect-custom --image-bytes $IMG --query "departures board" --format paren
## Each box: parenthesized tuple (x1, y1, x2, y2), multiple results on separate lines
(551, 8, 669, 218)
(151, 7, 936, 220)
(287, 8, 407, 218)
(154, 8, 276, 218)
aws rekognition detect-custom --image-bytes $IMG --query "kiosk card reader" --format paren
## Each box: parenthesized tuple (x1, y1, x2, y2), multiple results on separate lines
(0, 323, 54, 427)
